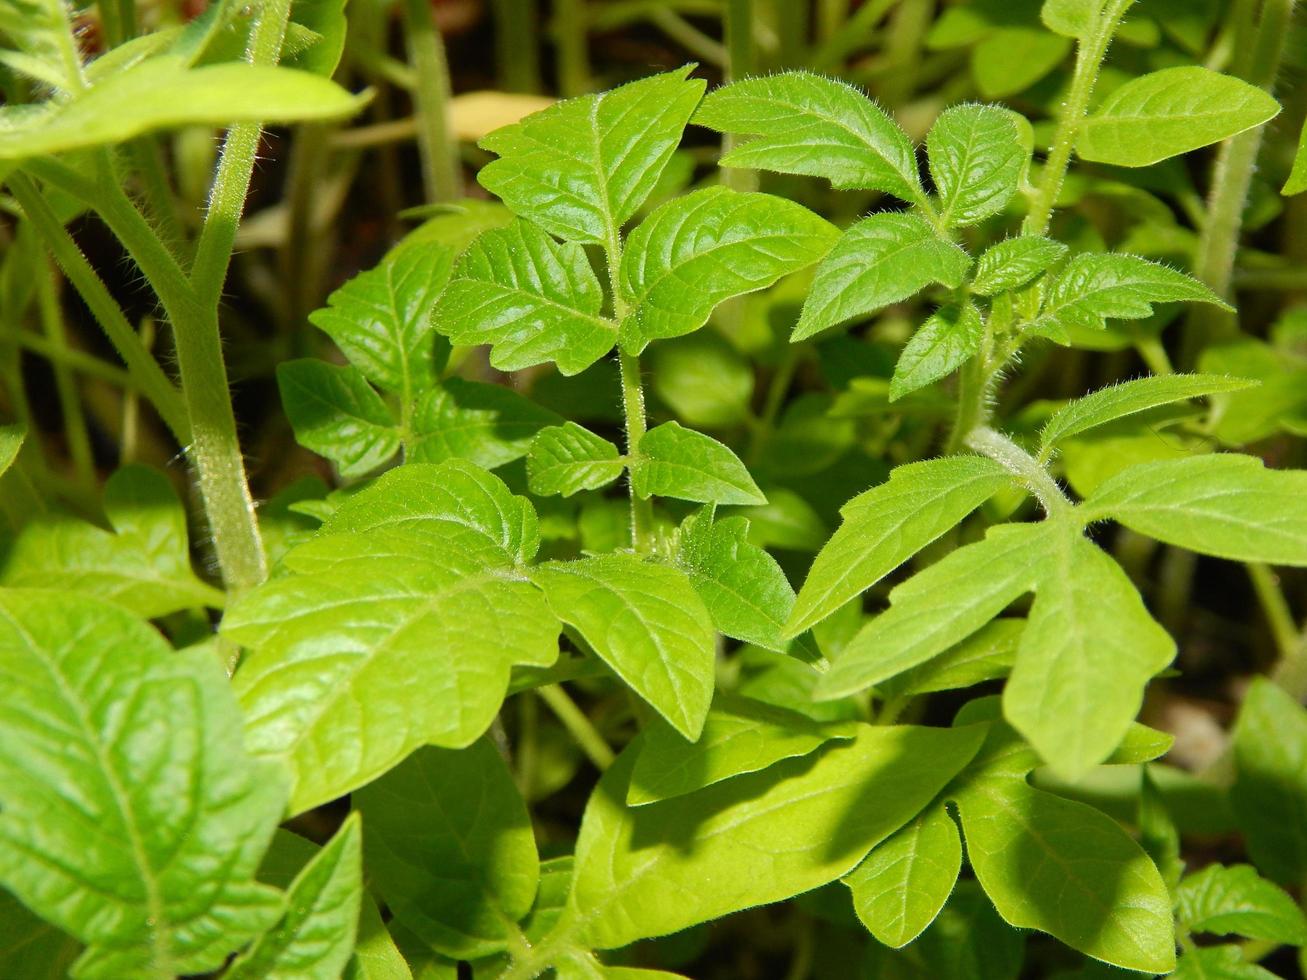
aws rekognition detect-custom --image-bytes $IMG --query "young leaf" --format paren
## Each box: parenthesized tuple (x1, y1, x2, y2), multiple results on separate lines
(617, 187, 838, 352)
(478, 66, 705, 244)
(227, 815, 362, 980)
(814, 523, 1048, 701)
(0, 55, 365, 159)
(277, 359, 400, 477)
(567, 724, 984, 949)
(1231, 679, 1307, 885)
(954, 777, 1176, 974)
(355, 741, 539, 959)
(1077, 66, 1281, 167)
(1175, 864, 1307, 944)
(971, 236, 1068, 296)
(926, 104, 1026, 227)
(1003, 523, 1175, 778)
(692, 70, 923, 201)
(787, 456, 1011, 637)
(1081, 454, 1307, 565)
(0, 464, 225, 616)
(0, 590, 287, 980)
(433, 220, 616, 375)
(226, 462, 560, 813)
(309, 245, 452, 396)
(408, 378, 562, 469)
(527, 422, 625, 497)
(795, 213, 971, 341)
(631, 421, 765, 506)
(531, 554, 716, 739)
(1039, 373, 1257, 457)
(626, 694, 856, 806)
(1029, 252, 1227, 343)
(677, 509, 810, 654)
(890, 302, 985, 400)
(845, 804, 962, 948)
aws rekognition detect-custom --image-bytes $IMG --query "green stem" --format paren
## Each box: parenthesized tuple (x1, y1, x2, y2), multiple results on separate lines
(7, 172, 191, 442)
(877, 0, 934, 105)
(126, 138, 190, 267)
(553, 0, 591, 96)
(401, 0, 460, 203)
(1024, 0, 1135, 236)
(1248, 563, 1300, 664)
(965, 426, 1072, 516)
(536, 684, 616, 770)
(722, 0, 759, 192)
(491, 0, 543, 92)
(945, 351, 987, 454)
(35, 260, 95, 487)
(650, 8, 727, 65)
(811, 0, 895, 70)
(0, 325, 138, 390)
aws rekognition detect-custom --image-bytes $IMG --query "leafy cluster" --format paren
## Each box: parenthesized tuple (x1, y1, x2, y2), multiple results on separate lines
(3, 0, 1307, 979)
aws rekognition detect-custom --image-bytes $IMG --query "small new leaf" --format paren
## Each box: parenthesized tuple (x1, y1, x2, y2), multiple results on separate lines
(891, 302, 985, 400)
(927, 104, 1026, 227)
(971, 236, 1067, 296)
(631, 421, 765, 506)
(527, 422, 624, 496)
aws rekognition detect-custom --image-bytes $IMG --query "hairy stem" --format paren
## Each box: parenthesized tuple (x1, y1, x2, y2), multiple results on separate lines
(965, 426, 1072, 516)
(722, 0, 759, 192)
(402, 0, 460, 202)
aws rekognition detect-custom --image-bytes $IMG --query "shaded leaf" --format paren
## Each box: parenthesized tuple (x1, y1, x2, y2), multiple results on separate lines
(408, 378, 561, 469)
(1231, 679, 1307, 885)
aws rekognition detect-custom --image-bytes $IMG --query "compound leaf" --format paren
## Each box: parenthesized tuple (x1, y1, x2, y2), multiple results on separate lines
(1081, 454, 1307, 565)
(631, 421, 765, 506)
(309, 245, 452, 396)
(478, 67, 705, 243)
(1078, 66, 1281, 167)
(1231, 679, 1307, 885)
(788, 456, 1010, 637)
(795, 213, 970, 341)
(693, 70, 923, 200)
(927, 104, 1026, 227)
(0, 464, 224, 616)
(225, 462, 559, 814)
(627, 694, 856, 806)
(408, 378, 562, 469)
(527, 422, 624, 497)
(1175, 863, 1307, 944)
(568, 723, 984, 949)
(228, 815, 362, 980)
(433, 219, 616, 375)
(1039, 374, 1257, 456)
(971, 236, 1067, 296)
(617, 187, 838, 352)
(277, 359, 399, 477)
(891, 302, 985, 400)
(532, 554, 716, 739)
(354, 741, 539, 959)
(0, 590, 287, 980)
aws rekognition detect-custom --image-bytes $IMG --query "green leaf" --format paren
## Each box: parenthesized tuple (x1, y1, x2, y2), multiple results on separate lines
(0, 422, 23, 479)
(1231, 678, 1307, 885)
(631, 421, 765, 506)
(1078, 67, 1281, 167)
(1081, 454, 1307, 565)
(1039, 373, 1256, 457)
(527, 422, 625, 496)
(883, 618, 1024, 698)
(1284, 118, 1307, 195)
(1138, 767, 1183, 891)
(787, 456, 1010, 636)
(1176, 863, 1307, 944)
(225, 462, 559, 813)
(927, 105, 1026, 227)
(845, 803, 962, 947)
(1029, 252, 1227, 343)
(814, 523, 1047, 700)
(626, 694, 856, 806)
(478, 66, 705, 244)
(309, 245, 452, 395)
(228, 815, 362, 980)
(566, 723, 984, 949)
(277, 359, 399, 477)
(408, 378, 562, 469)
(692, 70, 923, 200)
(1003, 521, 1175, 778)
(1172, 945, 1282, 980)
(648, 332, 754, 429)
(0, 590, 287, 980)
(355, 740, 539, 959)
(795, 213, 971, 341)
(0, 55, 365, 159)
(433, 219, 616, 375)
(971, 236, 1067, 295)
(0, 464, 224, 616)
(971, 28, 1070, 98)
(1041, 0, 1105, 38)
(954, 776, 1175, 973)
(531, 554, 716, 739)
(677, 508, 809, 654)
(0, 890, 79, 979)
(617, 187, 838, 352)
(891, 302, 986, 400)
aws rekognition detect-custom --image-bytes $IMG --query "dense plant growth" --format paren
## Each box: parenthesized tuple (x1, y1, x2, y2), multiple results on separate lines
(2, 0, 1307, 977)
